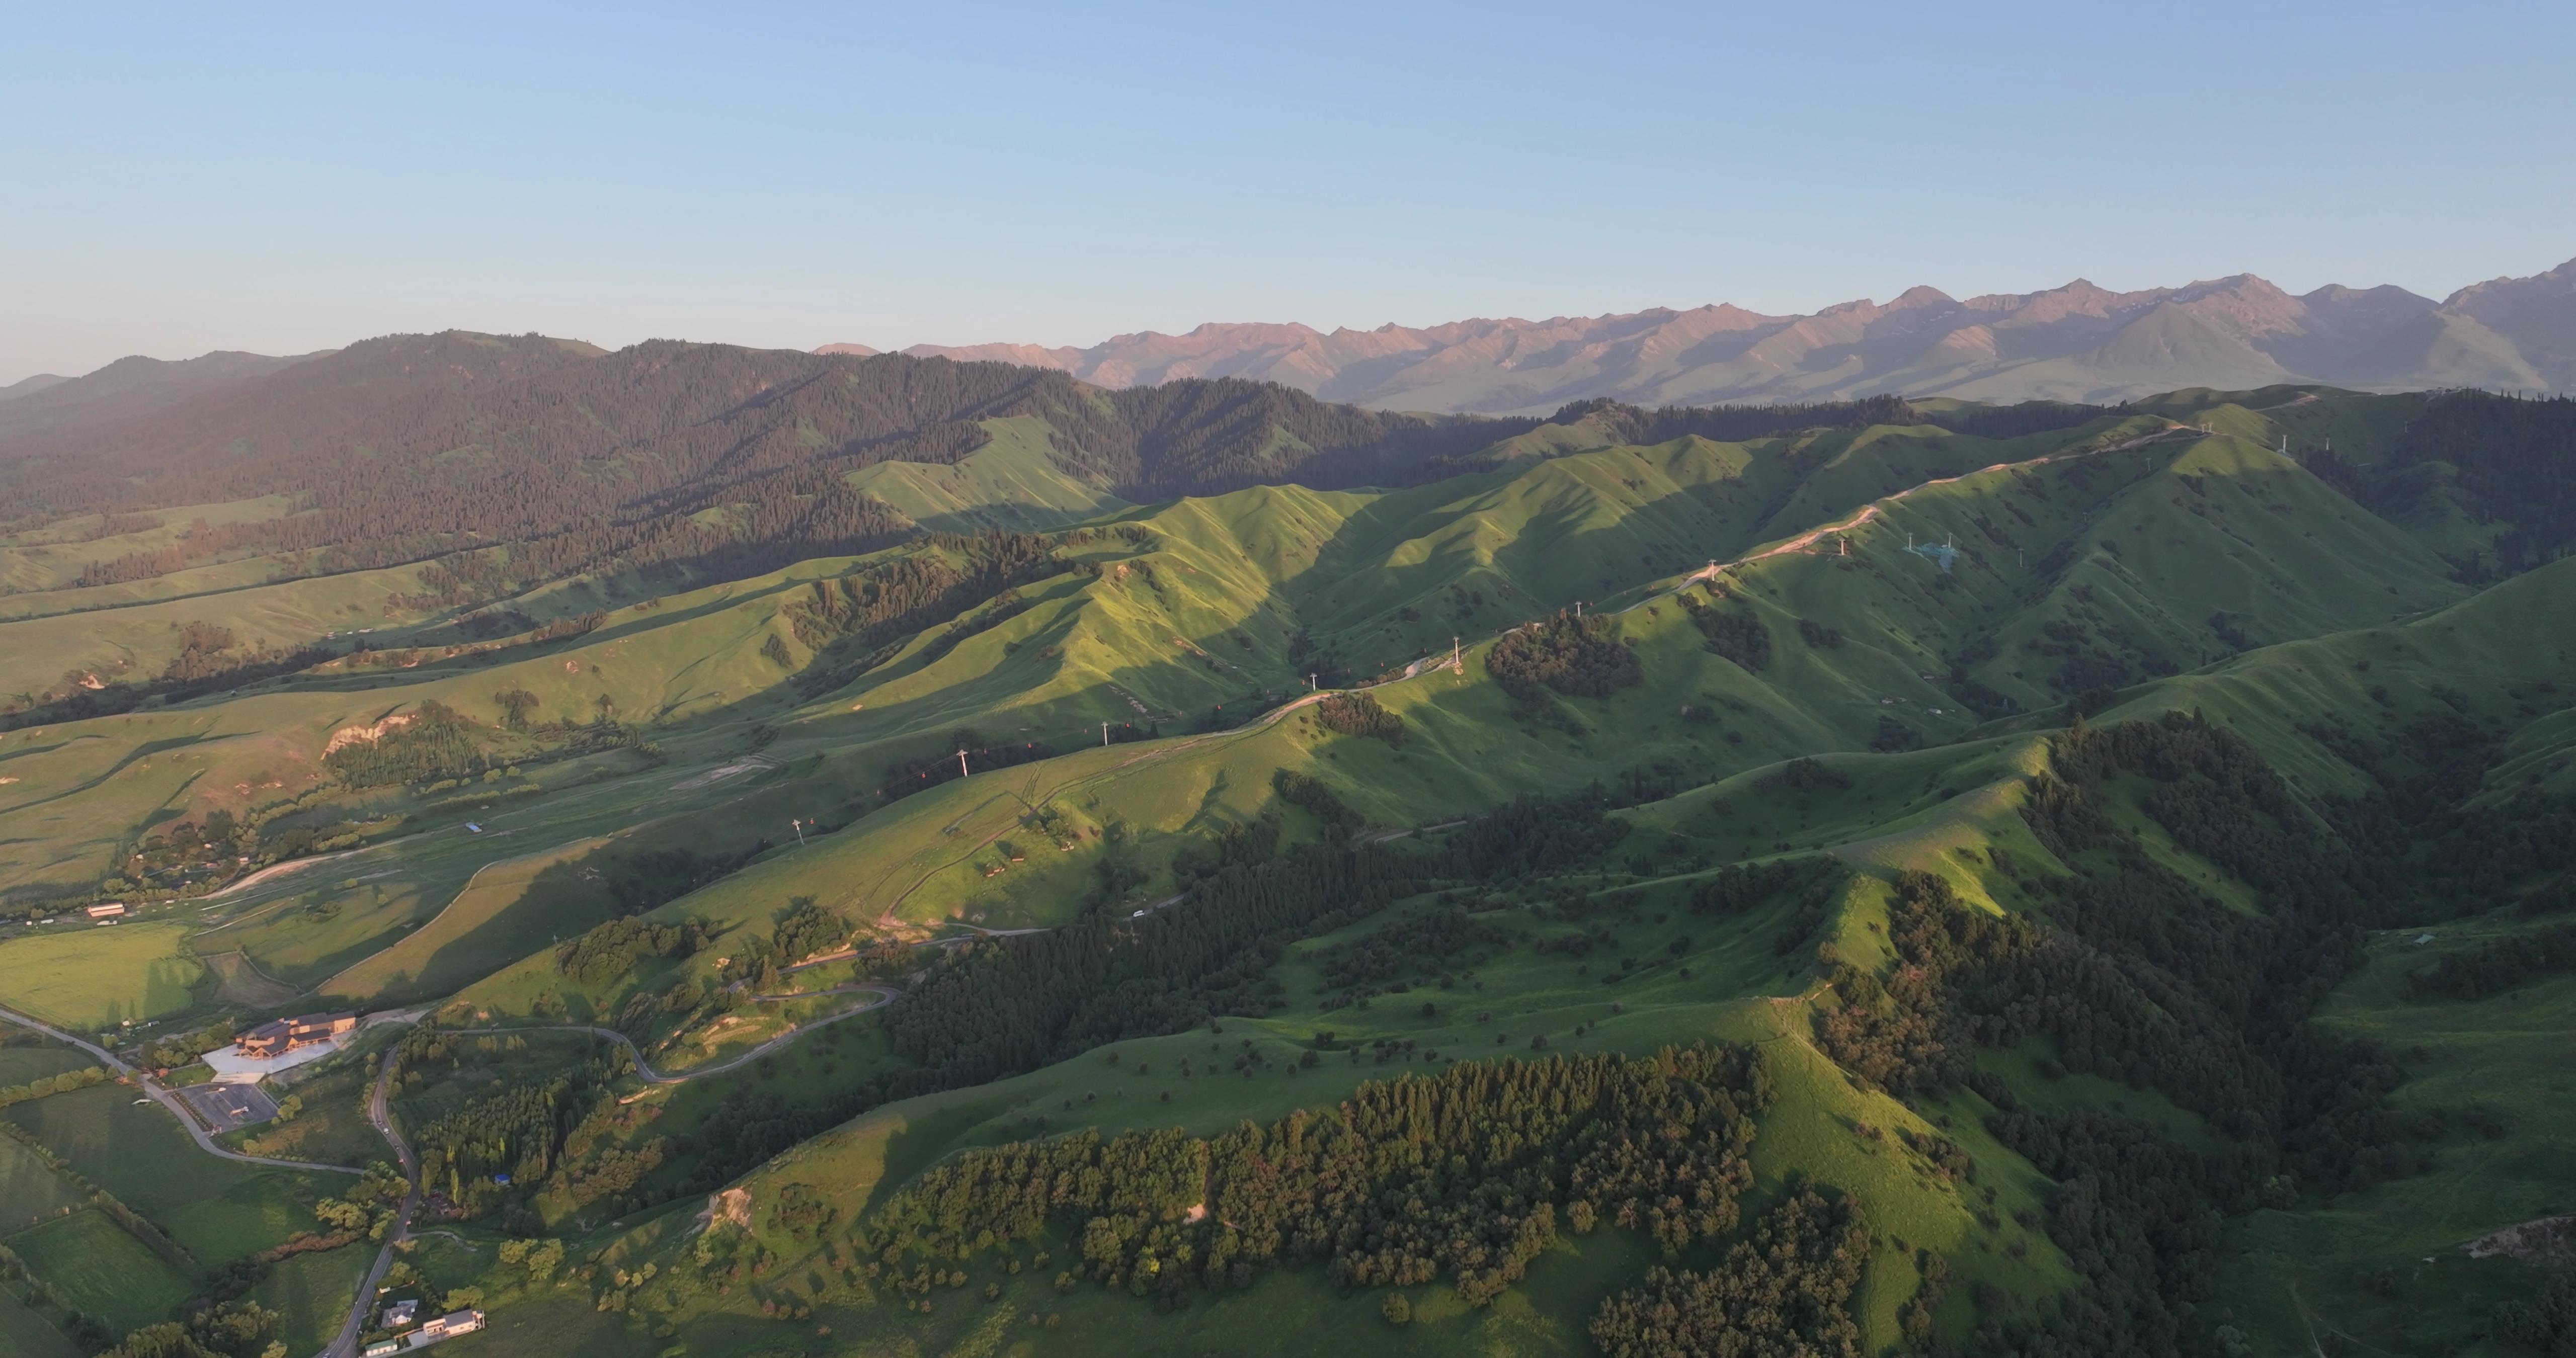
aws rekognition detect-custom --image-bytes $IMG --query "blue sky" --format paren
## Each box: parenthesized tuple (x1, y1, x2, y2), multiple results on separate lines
(6, 1, 2572, 382)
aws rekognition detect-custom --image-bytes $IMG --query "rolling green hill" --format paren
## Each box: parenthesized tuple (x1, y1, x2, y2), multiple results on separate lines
(0, 373, 2569, 1358)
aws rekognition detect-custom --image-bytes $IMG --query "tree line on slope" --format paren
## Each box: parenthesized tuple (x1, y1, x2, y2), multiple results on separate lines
(3, 340, 1514, 609)
(669, 792, 1629, 1197)
(853, 1045, 1786, 1320)
(2301, 389, 2576, 579)
(1806, 713, 2467, 1357)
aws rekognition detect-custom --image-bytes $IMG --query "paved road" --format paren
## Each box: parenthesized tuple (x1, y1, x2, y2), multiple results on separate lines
(318, 1062, 416, 1358)
(0, 1003, 359, 1175)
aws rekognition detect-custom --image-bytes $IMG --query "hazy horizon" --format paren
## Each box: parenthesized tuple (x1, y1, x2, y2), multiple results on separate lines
(9, 1, 2574, 385)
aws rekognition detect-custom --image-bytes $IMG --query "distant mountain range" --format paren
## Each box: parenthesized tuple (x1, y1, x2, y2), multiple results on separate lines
(824, 256, 2576, 412)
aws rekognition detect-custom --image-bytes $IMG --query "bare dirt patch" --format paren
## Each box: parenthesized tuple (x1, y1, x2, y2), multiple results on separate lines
(2465, 1215, 2575, 1261)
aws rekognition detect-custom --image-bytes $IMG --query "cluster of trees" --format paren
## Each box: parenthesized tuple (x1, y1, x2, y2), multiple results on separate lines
(1041, 375, 1514, 498)
(6, 340, 1546, 613)
(1429, 791, 1633, 880)
(1691, 856, 1847, 954)
(771, 897, 852, 964)
(702, 898, 857, 995)
(1313, 691, 1407, 745)
(1310, 903, 1511, 1003)
(1930, 399, 2111, 442)
(1802, 713, 2452, 1353)
(1587, 1188, 1870, 1358)
(1678, 589, 1772, 671)
(782, 531, 1063, 661)
(321, 700, 485, 788)
(1688, 858, 1840, 917)
(556, 914, 720, 986)
(410, 1075, 590, 1210)
(2408, 921, 2576, 999)
(1759, 757, 1850, 795)
(1486, 613, 1642, 702)
(0, 1063, 110, 1109)
(394, 1029, 633, 1219)
(1872, 716, 1923, 752)
(2369, 391, 2576, 577)
(2301, 711, 2576, 925)
(880, 842, 1404, 1086)
(2493, 1261, 2576, 1354)
(671, 792, 1633, 1196)
(138, 1021, 233, 1070)
(1270, 769, 1361, 835)
(861, 1046, 1773, 1308)
(87, 1301, 286, 1358)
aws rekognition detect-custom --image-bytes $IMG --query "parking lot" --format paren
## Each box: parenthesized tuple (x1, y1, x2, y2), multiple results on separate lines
(177, 1081, 279, 1132)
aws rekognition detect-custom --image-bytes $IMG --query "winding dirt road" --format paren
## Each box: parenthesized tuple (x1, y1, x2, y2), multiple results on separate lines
(437, 987, 898, 1083)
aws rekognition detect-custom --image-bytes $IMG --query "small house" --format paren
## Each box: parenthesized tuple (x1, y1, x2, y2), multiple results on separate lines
(363, 1342, 403, 1358)
(419, 1310, 485, 1339)
(381, 1298, 419, 1330)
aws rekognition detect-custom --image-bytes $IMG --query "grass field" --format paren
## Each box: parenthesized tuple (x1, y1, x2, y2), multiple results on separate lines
(2214, 912, 2576, 1356)
(0, 1133, 86, 1234)
(0, 1289, 77, 1358)
(248, 1241, 374, 1354)
(0, 1043, 99, 1087)
(1, 1208, 195, 1335)
(0, 922, 207, 1030)
(199, 949, 301, 1008)
(313, 834, 616, 1004)
(6, 1080, 338, 1264)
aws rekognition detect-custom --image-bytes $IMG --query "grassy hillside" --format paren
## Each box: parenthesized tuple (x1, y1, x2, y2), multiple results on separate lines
(0, 381, 2569, 1357)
